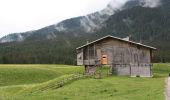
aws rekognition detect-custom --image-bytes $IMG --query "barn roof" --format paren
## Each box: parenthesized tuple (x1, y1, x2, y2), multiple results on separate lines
(76, 35, 156, 50)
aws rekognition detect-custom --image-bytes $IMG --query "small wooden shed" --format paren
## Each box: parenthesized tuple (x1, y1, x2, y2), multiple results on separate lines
(76, 35, 156, 77)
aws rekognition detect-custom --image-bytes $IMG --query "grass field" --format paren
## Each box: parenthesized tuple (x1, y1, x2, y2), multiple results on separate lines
(0, 64, 169, 100)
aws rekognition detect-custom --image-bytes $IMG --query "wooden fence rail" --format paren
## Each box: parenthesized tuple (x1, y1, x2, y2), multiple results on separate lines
(35, 73, 89, 92)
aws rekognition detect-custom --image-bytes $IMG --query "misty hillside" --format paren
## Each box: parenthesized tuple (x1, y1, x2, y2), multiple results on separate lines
(0, 0, 169, 64)
(0, 0, 124, 43)
(99, 0, 170, 62)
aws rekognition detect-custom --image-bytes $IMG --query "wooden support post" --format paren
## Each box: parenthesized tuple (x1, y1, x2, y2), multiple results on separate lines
(88, 45, 90, 65)
(150, 63, 152, 76)
(129, 64, 131, 76)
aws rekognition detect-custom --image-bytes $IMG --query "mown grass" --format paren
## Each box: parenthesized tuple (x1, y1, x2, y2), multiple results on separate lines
(0, 64, 83, 86)
(153, 63, 170, 77)
(0, 63, 169, 100)
(9, 77, 164, 100)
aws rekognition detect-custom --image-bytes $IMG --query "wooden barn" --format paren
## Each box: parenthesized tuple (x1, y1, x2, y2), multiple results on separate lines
(76, 35, 156, 77)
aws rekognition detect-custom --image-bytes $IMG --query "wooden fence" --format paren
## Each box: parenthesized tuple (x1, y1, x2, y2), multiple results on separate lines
(34, 73, 89, 93)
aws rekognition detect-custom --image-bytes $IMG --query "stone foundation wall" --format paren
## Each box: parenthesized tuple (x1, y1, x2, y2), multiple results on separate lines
(85, 65, 96, 74)
(112, 64, 152, 77)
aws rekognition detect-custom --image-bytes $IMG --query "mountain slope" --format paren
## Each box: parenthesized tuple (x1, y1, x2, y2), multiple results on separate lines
(0, 0, 162, 43)
(0, 0, 127, 43)
(0, 0, 170, 64)
(97, 0, 170, 62)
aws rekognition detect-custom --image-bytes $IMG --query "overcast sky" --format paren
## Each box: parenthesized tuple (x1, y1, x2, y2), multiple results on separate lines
(0, 0, 117, 38)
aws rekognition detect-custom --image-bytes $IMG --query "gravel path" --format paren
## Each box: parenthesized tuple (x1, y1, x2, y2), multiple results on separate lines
(166, 78, 170, 100)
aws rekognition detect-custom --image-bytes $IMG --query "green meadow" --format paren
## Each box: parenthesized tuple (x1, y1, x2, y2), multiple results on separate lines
(0, 64, 169, 100)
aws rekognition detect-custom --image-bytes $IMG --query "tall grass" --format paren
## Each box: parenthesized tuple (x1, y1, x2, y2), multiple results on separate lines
(153, 63, 170, 77)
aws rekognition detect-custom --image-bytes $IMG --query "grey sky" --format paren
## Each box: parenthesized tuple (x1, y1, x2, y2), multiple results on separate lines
(0, 0, 131, 38)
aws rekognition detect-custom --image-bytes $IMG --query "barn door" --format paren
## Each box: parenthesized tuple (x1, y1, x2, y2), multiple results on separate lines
(99, 47, 113, 65)
(101, 54, 108, 65)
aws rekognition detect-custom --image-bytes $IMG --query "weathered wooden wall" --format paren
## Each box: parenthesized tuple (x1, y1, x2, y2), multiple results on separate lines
(130, 64, 151, 77)
(77, 49, 84, 65)
(77, 37, 152, 76)
(94, 38, 151, 64)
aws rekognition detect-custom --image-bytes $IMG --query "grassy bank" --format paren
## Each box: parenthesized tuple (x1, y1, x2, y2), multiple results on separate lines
(0, 63, 169, 100)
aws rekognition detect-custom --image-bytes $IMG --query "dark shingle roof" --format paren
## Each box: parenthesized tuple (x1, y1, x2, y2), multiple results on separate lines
(76, 35, 156, 50)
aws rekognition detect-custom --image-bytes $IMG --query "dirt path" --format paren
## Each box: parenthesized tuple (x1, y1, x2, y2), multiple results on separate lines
(166, 78, 170, 100)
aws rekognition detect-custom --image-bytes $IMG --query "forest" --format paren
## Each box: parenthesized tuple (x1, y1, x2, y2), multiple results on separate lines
(0, 0, 170, 64)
